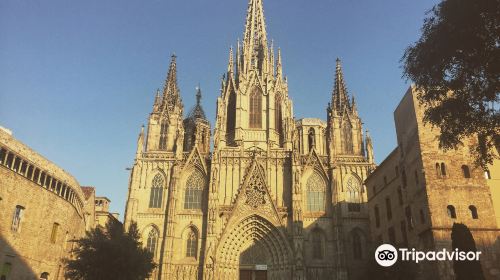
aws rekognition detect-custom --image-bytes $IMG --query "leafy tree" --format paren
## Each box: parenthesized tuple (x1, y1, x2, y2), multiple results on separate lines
(65, 220, 156, 280)
(451, 223, 485, 280)
(402, 0, 500, 169)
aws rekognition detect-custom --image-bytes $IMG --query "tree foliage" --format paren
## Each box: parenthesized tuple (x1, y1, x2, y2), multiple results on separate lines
(65, 220, 156, 280)
(402, 0, 500, 168)
(451, 223, 485, 280)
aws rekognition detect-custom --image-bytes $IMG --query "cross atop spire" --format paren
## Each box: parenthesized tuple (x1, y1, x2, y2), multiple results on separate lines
(332, 58, 351, 113)
(242, 0, 268, 72)
(162, 54, 182, 112)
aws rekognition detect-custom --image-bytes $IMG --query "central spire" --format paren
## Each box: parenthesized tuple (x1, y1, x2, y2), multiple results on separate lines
(242, 0, 268, 73)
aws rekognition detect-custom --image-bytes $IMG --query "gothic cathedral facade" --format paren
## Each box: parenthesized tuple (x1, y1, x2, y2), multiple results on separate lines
(124, 1, 376, 279)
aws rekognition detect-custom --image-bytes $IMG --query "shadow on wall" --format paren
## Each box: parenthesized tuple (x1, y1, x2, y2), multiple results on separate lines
(0, 234, 38, 280)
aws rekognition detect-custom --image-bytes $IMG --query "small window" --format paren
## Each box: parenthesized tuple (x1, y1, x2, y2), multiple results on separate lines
(186, 228, 198, 259)
(50, 223, 59, 243)
(0, 148, 7, 164)
(447, 205, 456, 219)
(436, 163, 441, 177)
(40, 272, 49, 279)
(11, 205, 25, 232)
(149, 174, 164, 208)
(469, 205, 478, 219)
(397, 187, 403, 205)
(440, 163, 447, 176)
(374, 206, 380, 228)
(461, 165, 471, 178)
(5, 153, 14, 168)
(146, 228, 158, 257)
(308, 128, 315, 152)
(385, 197, 392, 220)
(402, 169, 407, 188)
(484, 170, 491, 180)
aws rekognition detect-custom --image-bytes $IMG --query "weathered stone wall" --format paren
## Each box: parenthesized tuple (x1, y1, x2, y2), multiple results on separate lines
(0, 131, 88, 280)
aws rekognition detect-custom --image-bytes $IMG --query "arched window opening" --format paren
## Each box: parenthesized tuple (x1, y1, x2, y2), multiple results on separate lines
(306, 172, 326, 212)
(436, 163, 441, 177)
(447, 205, 456, 219)
(461, 165, 471, 178)
(184, 170, 205, 210)
(308, 128, 315, 152)
(149, 174, 164, 208)
(50, 223, 59, 244)
(485, 170, 491, 179)
(146, 228, 158, 257)
(346, 176, 361, 203)
(40, 272, 49, 279)
(342, 120, 353, 154)
(469, 205, 478, 219)
(311, 229, 324, 260)
(440, 162, 447, 176)
(159, 121, 168, 150)
(11, 205, 25, 232)
(352, 231, 363, 260)
(249, 87, 262, 128)
(226, 91, 236, 132)
(186, 228, 198, 258)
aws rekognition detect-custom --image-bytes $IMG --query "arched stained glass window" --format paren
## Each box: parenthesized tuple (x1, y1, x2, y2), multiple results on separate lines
(227, 91, 236, 132)
(307, 172, 326, 212)
(184, 170, 205, 210)
(342, 120, 353, 154)
(275, 94, 283, 135)
(159, 121, 168, 150)
(149, 174, 164, 208)
(346, 176, 361, 203)
(146, 228, 158, 257)
(312, 229, 324, 259)
(186, 228, 198, 258)
(249, 87, 262, 128)
(352, 231, 363, 260)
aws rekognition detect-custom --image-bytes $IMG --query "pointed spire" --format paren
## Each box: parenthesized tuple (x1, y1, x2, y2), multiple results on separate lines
(365, 129, 374, 163)
(153, 88, 161, 113)
(136, 125, 144, 157)
(228, 46, 234, 74)
(187, 85, 207, 121)
(276, 48, 283, 78)
(243, 0, 268, 72)
(332, 58, 350, 113)
(270, 40, 275, 76)
(351, 94, 358, 115)
(162, 54, 182, 112)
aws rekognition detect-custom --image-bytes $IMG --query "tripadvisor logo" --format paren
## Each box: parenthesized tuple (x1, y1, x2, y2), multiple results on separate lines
(375, 244, 481, 267)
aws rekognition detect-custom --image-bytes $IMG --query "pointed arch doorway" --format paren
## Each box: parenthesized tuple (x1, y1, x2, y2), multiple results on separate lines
(215, 215, 292, 280)
(239, 240, 269, 280)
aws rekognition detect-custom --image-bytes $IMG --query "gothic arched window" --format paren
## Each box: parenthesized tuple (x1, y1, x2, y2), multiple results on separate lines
(462, 165, 471, 178)
(184, 170, 205, 210)
(146, 227, 158, 257)
(149, 174, 164, 208)
(311, 229, 324, 259)
(306, 172, 326, 212)
(159, 121, 168, 150)
(186, 228, 198, 258)
(342, 120, 353, 154)
(346, 176, 361, 203)
(249, 87, 262, 128)
(226, 91, 236, 132)
(308, 128, 315, 152)
(469, 205, 478, 219)
(352, 230, 363, 260)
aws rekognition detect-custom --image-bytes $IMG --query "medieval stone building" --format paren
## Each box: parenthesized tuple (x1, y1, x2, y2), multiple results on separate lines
(123, 0, 375, 279)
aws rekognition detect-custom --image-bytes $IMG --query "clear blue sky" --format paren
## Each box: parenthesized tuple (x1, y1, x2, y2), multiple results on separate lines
(0, 0, 439, 217)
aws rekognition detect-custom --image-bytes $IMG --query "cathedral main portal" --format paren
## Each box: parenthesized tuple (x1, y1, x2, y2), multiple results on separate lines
(214, 215, 292, 280)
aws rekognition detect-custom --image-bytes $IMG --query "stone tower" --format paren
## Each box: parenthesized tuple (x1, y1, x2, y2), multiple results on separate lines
(124, 0, 375, 279)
